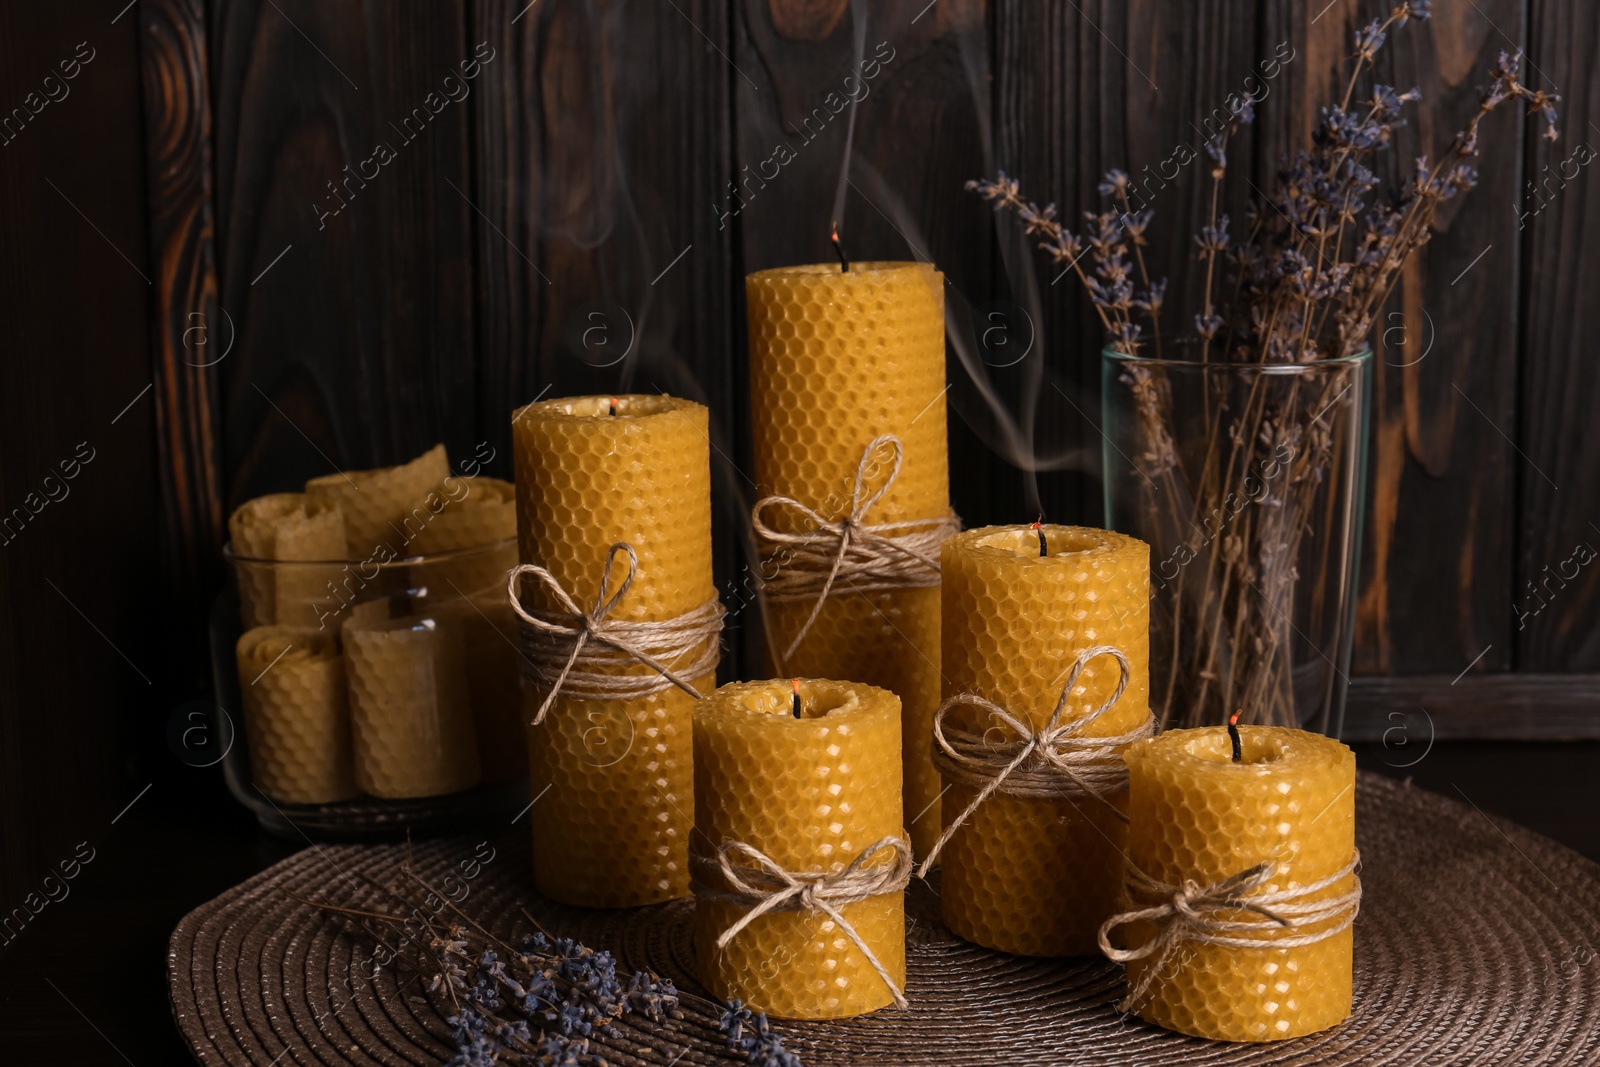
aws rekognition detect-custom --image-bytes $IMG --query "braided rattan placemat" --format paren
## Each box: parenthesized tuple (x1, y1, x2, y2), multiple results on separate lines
(169, 772, 1600, 1065)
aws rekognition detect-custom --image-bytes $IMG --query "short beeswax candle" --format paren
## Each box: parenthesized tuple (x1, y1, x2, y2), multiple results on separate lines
(937, 524, 1150, 956)
(342, 607, 482, 798)
(512, 395, 714, 907)
(693, 679, 906, 1019)
(234, 625, 356, 804)
(746, 261, 951, 858)
(1108, 725, 1358, 1042)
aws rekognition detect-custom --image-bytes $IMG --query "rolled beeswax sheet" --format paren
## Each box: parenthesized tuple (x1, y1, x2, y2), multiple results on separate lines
(512, 394, 714, 908)
(234, 625, 356, 805)
(342, 610, 482, 799)
(306, 443, 449, 559)
(228, 493, 347, 628)
(745, 261, 950, 859)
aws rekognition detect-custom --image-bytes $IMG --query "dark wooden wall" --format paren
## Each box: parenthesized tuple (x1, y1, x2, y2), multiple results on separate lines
(148, 0, 1600, 728)
(5, 0, 1599, 906)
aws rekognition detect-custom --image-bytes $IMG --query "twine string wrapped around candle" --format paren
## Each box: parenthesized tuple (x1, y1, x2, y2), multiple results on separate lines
(917, 645, 1154, 878)
(692, 835, 913, 1010)
(506, 543, 725, 725)
(1098, 851, 1363, 1011)
(752, 435, 960, 661)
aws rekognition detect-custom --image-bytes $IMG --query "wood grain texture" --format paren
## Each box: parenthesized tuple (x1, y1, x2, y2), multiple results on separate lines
(993, 0, 1266, 526)
(734, 0, 1001, 526)
(1344, 673, 1600, 740)
(471, 0, 742, 663)
(139, 0, 225, 686)
(1262, 0, 1526, 676)
(0, 0, 158, 909)
(208, 0, 478, 503)
(1519, 0, 1600, 670)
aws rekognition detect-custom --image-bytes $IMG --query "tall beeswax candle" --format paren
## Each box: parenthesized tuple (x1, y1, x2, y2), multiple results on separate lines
(1110, 726, 1358, 1041)
(746, 261, 950, 858)
(235, 625, 356, 804)
(693, 679, 906, 1019)
(513, 395, 714, 907)
(938, 525, 1150, 956)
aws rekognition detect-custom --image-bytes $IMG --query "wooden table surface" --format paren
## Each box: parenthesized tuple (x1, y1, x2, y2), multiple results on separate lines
(2, 741, 1596, 1066)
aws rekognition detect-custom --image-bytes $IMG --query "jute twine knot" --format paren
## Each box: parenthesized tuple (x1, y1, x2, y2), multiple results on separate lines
(1098, 851, 1363, 1011)
(752, 435, 959, 661)
(917, 645, 1154, 878)
(692, 835, 912, 1010)
(506, 543, 724, 725)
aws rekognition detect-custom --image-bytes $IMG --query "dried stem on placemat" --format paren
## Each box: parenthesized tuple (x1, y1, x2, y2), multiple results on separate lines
(290, 856, 803, 1067)
(968, 2, 1559, 728)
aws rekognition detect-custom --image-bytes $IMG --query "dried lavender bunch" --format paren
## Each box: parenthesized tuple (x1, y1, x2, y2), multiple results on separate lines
(294, 862, 801, 1067)
(965, 3, 1559, 730)
(969, 0, 1558, 362)
(720, 1000, 803, 1067)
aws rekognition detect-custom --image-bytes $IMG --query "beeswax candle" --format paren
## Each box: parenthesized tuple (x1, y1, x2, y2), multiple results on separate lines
(307, 443, 448, 558)
(234, 625, 356, 804)
(228, 493, 346, 628)
(342, 607, 482, 798)
(1111, 726, 1358, 1041)
(512, 395, 714, 907)
(937, 524, 1150, 956)
(746, 261, 951, 858)
(693, 679, 906, 1019)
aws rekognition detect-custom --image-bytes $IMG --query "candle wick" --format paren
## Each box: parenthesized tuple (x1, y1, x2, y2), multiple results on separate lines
(608, 397, 619, 416)
(830, 221, 849, 273)
(791, 678, 803, 719)
(1228, 710, 1243, 762)
(1030, 517, 1047, 557)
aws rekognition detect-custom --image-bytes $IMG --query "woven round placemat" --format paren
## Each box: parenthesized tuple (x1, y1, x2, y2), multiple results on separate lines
(169, 772, 1600, 1066)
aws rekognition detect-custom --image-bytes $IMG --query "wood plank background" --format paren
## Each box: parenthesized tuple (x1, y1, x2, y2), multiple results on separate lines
(1, 0, 1597, 923)
(156, 0, 1600, 712)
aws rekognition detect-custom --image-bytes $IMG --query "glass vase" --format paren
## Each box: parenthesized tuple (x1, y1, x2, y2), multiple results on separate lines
(1101, 349, 1372, 736)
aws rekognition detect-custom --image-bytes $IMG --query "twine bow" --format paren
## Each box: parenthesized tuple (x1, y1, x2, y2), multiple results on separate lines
(1098, 851, 1363, 1010)
(917, 645, 1153, 878)
(693, 835, 913, 1010)
(752, 435, 959, 661)
(506, 543, 724, 725)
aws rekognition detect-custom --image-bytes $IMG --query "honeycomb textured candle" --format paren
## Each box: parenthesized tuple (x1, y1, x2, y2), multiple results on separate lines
(693, 679, 905, 1019)
(234, 626, 356, 804)
(746, 261, 949, 858)
(512, 395, 714, 907)
(938, 525, 1150, 956)
(342, 610, 482, 798)
(1120, 726, 1356, 1041)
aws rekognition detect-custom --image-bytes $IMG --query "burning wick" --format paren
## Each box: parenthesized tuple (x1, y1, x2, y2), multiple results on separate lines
(791, 678, 803, 719)
(1228, 710, 1243, 762)
(830, 221, 849, 273)
(1030, 518, 1047, 557)
(608, 397, 619, 416)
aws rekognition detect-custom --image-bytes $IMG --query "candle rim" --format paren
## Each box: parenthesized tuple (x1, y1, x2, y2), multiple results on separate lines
(697, 678, 897, 724)
(955, 523, 1131, 562)
(746, 260, 937, 281)
(1130, 723, 1354, 773)
(511, 392, 699, 423)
